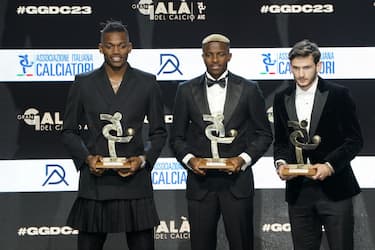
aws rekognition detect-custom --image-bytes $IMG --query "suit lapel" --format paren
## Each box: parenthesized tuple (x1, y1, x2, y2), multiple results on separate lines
(192, 75, 211, 115)
(284, 87, 298, 122)
(310, 79, 328, 137)
(223, 73, 242, 126)
(283, 79, 328, 137)
(191, 73, 244, 125)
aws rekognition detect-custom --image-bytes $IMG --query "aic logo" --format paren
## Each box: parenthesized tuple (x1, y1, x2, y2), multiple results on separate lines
(132, 0, 207, 22)
(18, 54, 34, 77)
(17, 53, 94, 78)
(260, 51, 335, 76)
(17, 108, 63, 131)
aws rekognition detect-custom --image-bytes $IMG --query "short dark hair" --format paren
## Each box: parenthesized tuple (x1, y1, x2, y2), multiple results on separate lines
(288, 39, 321, 64)
(100, 20, 129, 42)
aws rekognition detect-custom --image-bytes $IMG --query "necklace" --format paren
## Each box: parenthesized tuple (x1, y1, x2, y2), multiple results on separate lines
(109, 78, 122, 93)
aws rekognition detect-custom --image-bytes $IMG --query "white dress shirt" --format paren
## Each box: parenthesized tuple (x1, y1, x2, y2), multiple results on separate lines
(295, 77, 318, 133)
(183, 71, 251, 171)
(275, 77, 334, 173)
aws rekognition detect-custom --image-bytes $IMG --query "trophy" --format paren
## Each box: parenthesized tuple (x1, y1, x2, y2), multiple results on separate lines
(198, 114, 237, 170)
(281, 120, 321, 176)
(95, 112, 135, 169)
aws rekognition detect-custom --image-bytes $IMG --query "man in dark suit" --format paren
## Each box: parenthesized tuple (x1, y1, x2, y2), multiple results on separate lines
(170, 34, 272, 250)
(62, 20, 167, 250)
(273, 39, 363, 250)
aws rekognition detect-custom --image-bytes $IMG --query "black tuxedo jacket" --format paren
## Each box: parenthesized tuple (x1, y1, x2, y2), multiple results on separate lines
(273, 77, 363, 204)
(170, 72, 273, 200)
(62, 64, 167, 200)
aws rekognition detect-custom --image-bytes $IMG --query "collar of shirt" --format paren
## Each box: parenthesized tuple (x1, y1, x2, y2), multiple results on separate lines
(205, 71, 228, 115)
(295, 77, 318, 131)
(206, 70, 229, 82)
(295, 76, 318, 97)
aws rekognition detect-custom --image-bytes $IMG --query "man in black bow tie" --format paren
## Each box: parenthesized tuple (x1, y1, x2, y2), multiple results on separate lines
(170, 34, 272, 250)
(206, 76, 226, 88)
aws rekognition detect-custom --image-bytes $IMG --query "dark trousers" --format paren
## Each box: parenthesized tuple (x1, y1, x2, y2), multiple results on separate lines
(188, 190, 254, 250)
(288, 183, 354, 250)
(77, 229, 155, 250)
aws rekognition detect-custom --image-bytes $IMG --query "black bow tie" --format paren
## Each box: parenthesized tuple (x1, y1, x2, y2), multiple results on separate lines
(206, 77, 226, 88)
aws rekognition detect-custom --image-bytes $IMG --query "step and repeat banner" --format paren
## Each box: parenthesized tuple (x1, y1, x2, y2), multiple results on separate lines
(1, 1, 375, 249)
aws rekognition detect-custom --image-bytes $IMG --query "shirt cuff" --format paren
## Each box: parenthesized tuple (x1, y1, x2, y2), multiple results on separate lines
(325, 162, 335, 174)
(182, 153, 194, 171)
(239, 153, 252, 171)
(275, 159, 287, 169)
(138, 155, 146, 168)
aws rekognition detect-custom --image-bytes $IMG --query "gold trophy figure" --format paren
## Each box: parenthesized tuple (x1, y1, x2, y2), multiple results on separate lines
(95, 112, 135, 169)
(281, 120, 321, 176)
(198, 114, 237, 170)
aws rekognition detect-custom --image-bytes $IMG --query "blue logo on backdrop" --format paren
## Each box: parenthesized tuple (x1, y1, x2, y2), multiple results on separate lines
(157, 54, 183, 75)
(18, 54, 34, 76)
(259, 51, 335, 76)
(42, 164, 69, 186)
(152, 161, 187, 186)
(261, 53, 276, 74)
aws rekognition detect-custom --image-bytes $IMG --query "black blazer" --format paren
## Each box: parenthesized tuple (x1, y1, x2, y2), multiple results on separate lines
(62, 64, 167, 200)
(273, 77, 363, 203)
(170, 72, 273, 200)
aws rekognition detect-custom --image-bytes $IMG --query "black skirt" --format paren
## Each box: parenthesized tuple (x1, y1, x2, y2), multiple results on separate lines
(67, 197, 159, 233)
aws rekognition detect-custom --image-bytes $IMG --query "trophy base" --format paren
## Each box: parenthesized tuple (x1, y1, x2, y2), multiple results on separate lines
(198, 158, 234, 170)
(281, 164, 317, 176)
(95, 157, 131, 169)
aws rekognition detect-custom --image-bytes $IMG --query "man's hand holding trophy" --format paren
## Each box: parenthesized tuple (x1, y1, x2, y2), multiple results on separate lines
(191, 113, 241, 175)
(91, 112, 141, 177)
(279, 120, 321, 177)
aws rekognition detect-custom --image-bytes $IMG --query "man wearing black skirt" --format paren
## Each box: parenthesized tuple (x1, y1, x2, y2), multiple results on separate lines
(62, 20, 167, 250)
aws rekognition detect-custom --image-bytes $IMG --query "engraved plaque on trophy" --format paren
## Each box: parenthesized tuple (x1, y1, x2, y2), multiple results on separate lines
(198, 114, 237, 170)
(281, 120, 321, 176)
(95, 112, 135, 169)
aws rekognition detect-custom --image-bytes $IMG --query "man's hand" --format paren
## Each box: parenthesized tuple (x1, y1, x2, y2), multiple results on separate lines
(188, 157, 207, 176)
(310, 163, 333, 181)
(87, 155, 105, 176)
(224, 157, 245, 175)
(117, 156, 143, 177)
(277, 164, 297, 181)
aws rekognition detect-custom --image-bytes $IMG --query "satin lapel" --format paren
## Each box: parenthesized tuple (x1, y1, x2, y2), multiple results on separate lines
(310, 80, 328, 137)
(192, 75, 211, 115)
(223, 75, 242, 126)
(284, 90, 298, 122)
(95, 66, 115, 106)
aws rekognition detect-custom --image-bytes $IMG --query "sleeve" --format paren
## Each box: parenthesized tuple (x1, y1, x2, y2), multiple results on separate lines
(143, 77, 167, 169)
(322, 87, 363, 173)
(272, 92, 294, 164)
(244, 82, 273, 165)
(61, 77, 90, 170)
(169, 83, 192, 166)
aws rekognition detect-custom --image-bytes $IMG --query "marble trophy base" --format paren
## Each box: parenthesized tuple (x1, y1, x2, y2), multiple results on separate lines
(95, 157, 131, 169)
(198, 158, 234, 170)
(281, 164, 317, 176)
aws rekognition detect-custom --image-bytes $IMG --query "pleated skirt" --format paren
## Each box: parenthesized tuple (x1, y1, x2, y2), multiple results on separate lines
(67, 197, 159, 233)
